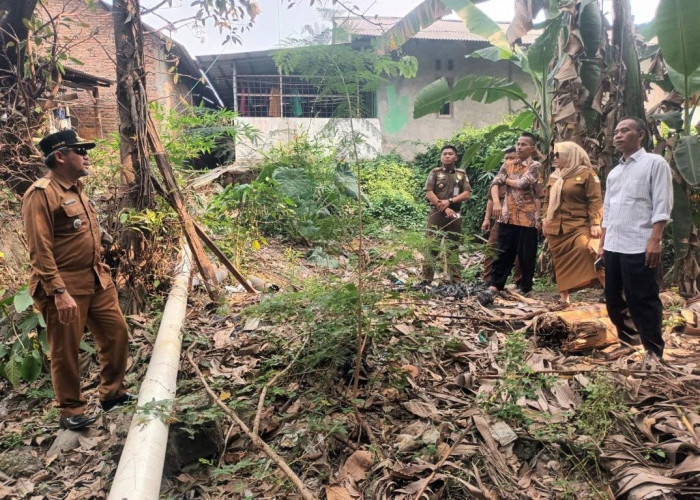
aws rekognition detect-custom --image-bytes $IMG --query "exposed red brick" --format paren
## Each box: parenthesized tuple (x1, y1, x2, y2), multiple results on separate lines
(41, 0, 195, 138)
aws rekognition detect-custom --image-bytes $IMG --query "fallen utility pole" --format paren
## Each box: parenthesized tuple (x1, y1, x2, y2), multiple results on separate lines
(109, 247, 192, 500)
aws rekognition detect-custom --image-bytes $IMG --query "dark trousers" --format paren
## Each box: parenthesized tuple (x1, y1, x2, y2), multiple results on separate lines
(604, 251, 664, 356)
(422, 211, 463, 282)
(482, 221, 522, 284)
(490, 223, 538, 293)
(34, 285, 129, 417)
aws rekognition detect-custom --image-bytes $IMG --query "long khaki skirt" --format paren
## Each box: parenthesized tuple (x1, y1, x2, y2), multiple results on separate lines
(547, 228, 602, 292)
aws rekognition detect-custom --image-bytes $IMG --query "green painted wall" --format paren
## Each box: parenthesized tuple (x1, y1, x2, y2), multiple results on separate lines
(382, 85, 410, 134)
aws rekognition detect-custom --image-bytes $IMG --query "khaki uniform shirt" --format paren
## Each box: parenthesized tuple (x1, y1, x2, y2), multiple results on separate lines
(424, 166, 471, 212)
(22, 172, 112, 296)
(542, 168, 603, 236)
(491, 158, 541, 227)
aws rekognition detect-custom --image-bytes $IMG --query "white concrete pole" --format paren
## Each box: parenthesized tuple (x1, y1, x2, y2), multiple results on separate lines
(108, 248, 192, 500)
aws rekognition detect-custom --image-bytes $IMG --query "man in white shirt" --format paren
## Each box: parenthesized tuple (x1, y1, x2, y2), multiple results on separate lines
(597, 117, 673, 362)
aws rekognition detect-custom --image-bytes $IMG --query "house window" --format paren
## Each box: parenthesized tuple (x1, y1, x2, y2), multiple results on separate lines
(435, 59, 441, 71)
(447, 59, 454, 71)
(439, 102, 452, 116)
(235, 74, 377, 118)
(438, 78, 453, 117)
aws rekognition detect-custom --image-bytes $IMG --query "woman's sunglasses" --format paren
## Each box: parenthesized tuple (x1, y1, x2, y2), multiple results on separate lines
(553, 152, 560, 159)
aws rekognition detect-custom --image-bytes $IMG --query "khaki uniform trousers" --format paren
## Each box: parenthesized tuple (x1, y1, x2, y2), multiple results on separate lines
(422, 210, 463, 282)
(34, 285, 129, 417)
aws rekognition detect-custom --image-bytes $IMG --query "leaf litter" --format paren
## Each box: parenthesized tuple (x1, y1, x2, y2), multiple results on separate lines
(1, 242, 700, 498)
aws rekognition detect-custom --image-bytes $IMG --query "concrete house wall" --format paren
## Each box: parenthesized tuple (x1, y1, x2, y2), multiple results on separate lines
(378, 39, 535, 158)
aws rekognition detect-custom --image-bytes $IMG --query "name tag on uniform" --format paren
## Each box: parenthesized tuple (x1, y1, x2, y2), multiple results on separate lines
(63, 199, 76, 206)
(453, 186, 460, 196)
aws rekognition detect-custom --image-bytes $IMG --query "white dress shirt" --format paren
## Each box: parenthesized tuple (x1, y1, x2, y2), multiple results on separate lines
(602, 148, 673, 254)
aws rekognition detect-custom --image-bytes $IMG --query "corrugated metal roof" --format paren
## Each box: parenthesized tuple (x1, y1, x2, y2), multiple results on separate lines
(337, 16, 540, 44)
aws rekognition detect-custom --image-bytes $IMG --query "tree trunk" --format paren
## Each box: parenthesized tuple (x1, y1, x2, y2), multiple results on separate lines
(611, 0, 646, 126)
(0, 1, 38, 72)
(112, 0, 155, 313)
(112, 0, 152, 210)
(0, 0, 53, 195)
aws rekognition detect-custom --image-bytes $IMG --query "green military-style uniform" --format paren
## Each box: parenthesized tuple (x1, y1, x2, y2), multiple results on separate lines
(422, 165, 471, 281)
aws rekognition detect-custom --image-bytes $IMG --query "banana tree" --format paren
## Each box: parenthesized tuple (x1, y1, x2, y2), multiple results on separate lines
(380, 0, 642, 169)
(645, 0, 700, 294)
(412, 1, 617, 162)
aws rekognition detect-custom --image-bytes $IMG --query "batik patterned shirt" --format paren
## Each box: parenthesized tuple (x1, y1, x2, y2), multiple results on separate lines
(492, 158, 541, 228)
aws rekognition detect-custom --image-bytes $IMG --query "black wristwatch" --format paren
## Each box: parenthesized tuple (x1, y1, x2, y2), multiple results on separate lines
(55, 288, 66, 295)
(448, 198, 454, 204)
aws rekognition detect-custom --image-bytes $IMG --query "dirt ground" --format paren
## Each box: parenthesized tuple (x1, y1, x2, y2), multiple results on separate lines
(1, 240, 700, 499)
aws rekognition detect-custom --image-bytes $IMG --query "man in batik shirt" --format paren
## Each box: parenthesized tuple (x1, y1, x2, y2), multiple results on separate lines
(489, 132, 542, 295)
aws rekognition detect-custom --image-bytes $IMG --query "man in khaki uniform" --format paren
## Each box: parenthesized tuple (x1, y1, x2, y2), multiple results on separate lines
(420, 144, 471, 283)
(22, 130, 131, 430)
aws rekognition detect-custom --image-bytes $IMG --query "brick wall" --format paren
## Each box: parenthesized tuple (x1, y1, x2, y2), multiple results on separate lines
(42, 0, 195, 138)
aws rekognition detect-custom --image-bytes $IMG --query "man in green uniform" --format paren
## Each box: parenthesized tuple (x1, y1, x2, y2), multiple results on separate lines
(420, 144, 471, 284)
(22, 130, 132, 431)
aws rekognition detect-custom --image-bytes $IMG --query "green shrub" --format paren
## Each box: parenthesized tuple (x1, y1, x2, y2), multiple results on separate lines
(204, 137, 362, 256)
(360, 154, 428, 230)
(0, 286, 46, 387)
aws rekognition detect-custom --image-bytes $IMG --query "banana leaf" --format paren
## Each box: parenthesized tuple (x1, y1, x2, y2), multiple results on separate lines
(511, 110, 535, 130)
(651, 110, 683, 131)
(452, 75, 527, 104)
(527, 15, 563, 77)
(579, 0, 602, 58)
(671, 175, 692, 263)
(666, 66, 700, 99)
(468, 46, 517, 64)
(483, 151, 506, 171)
(443, 0, 509, 50)
(413, 77, 452, 118)
(655, 0, 700, 77)
(675, 135, 700, 186)
(373, 0, 447, 55)
(580, 59, 602, 102)
(637, 21, 656, 42)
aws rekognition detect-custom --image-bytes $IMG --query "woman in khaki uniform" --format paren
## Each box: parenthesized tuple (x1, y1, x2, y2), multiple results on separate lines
(542, 142, 604, 304)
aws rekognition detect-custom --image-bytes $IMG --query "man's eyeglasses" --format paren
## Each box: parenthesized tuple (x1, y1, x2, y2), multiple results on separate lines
(61, 147, 89, 157)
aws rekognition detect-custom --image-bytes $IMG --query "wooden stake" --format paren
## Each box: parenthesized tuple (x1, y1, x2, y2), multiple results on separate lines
(146, 115, 220, 301)
(193, 223, 255, 293)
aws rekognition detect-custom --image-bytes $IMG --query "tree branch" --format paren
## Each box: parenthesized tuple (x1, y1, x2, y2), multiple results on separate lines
(186, 351, 317, 500)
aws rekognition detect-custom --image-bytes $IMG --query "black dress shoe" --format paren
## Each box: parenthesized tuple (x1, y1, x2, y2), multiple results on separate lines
(101, 392, 135, 411)
(59, 414, 98, 430)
